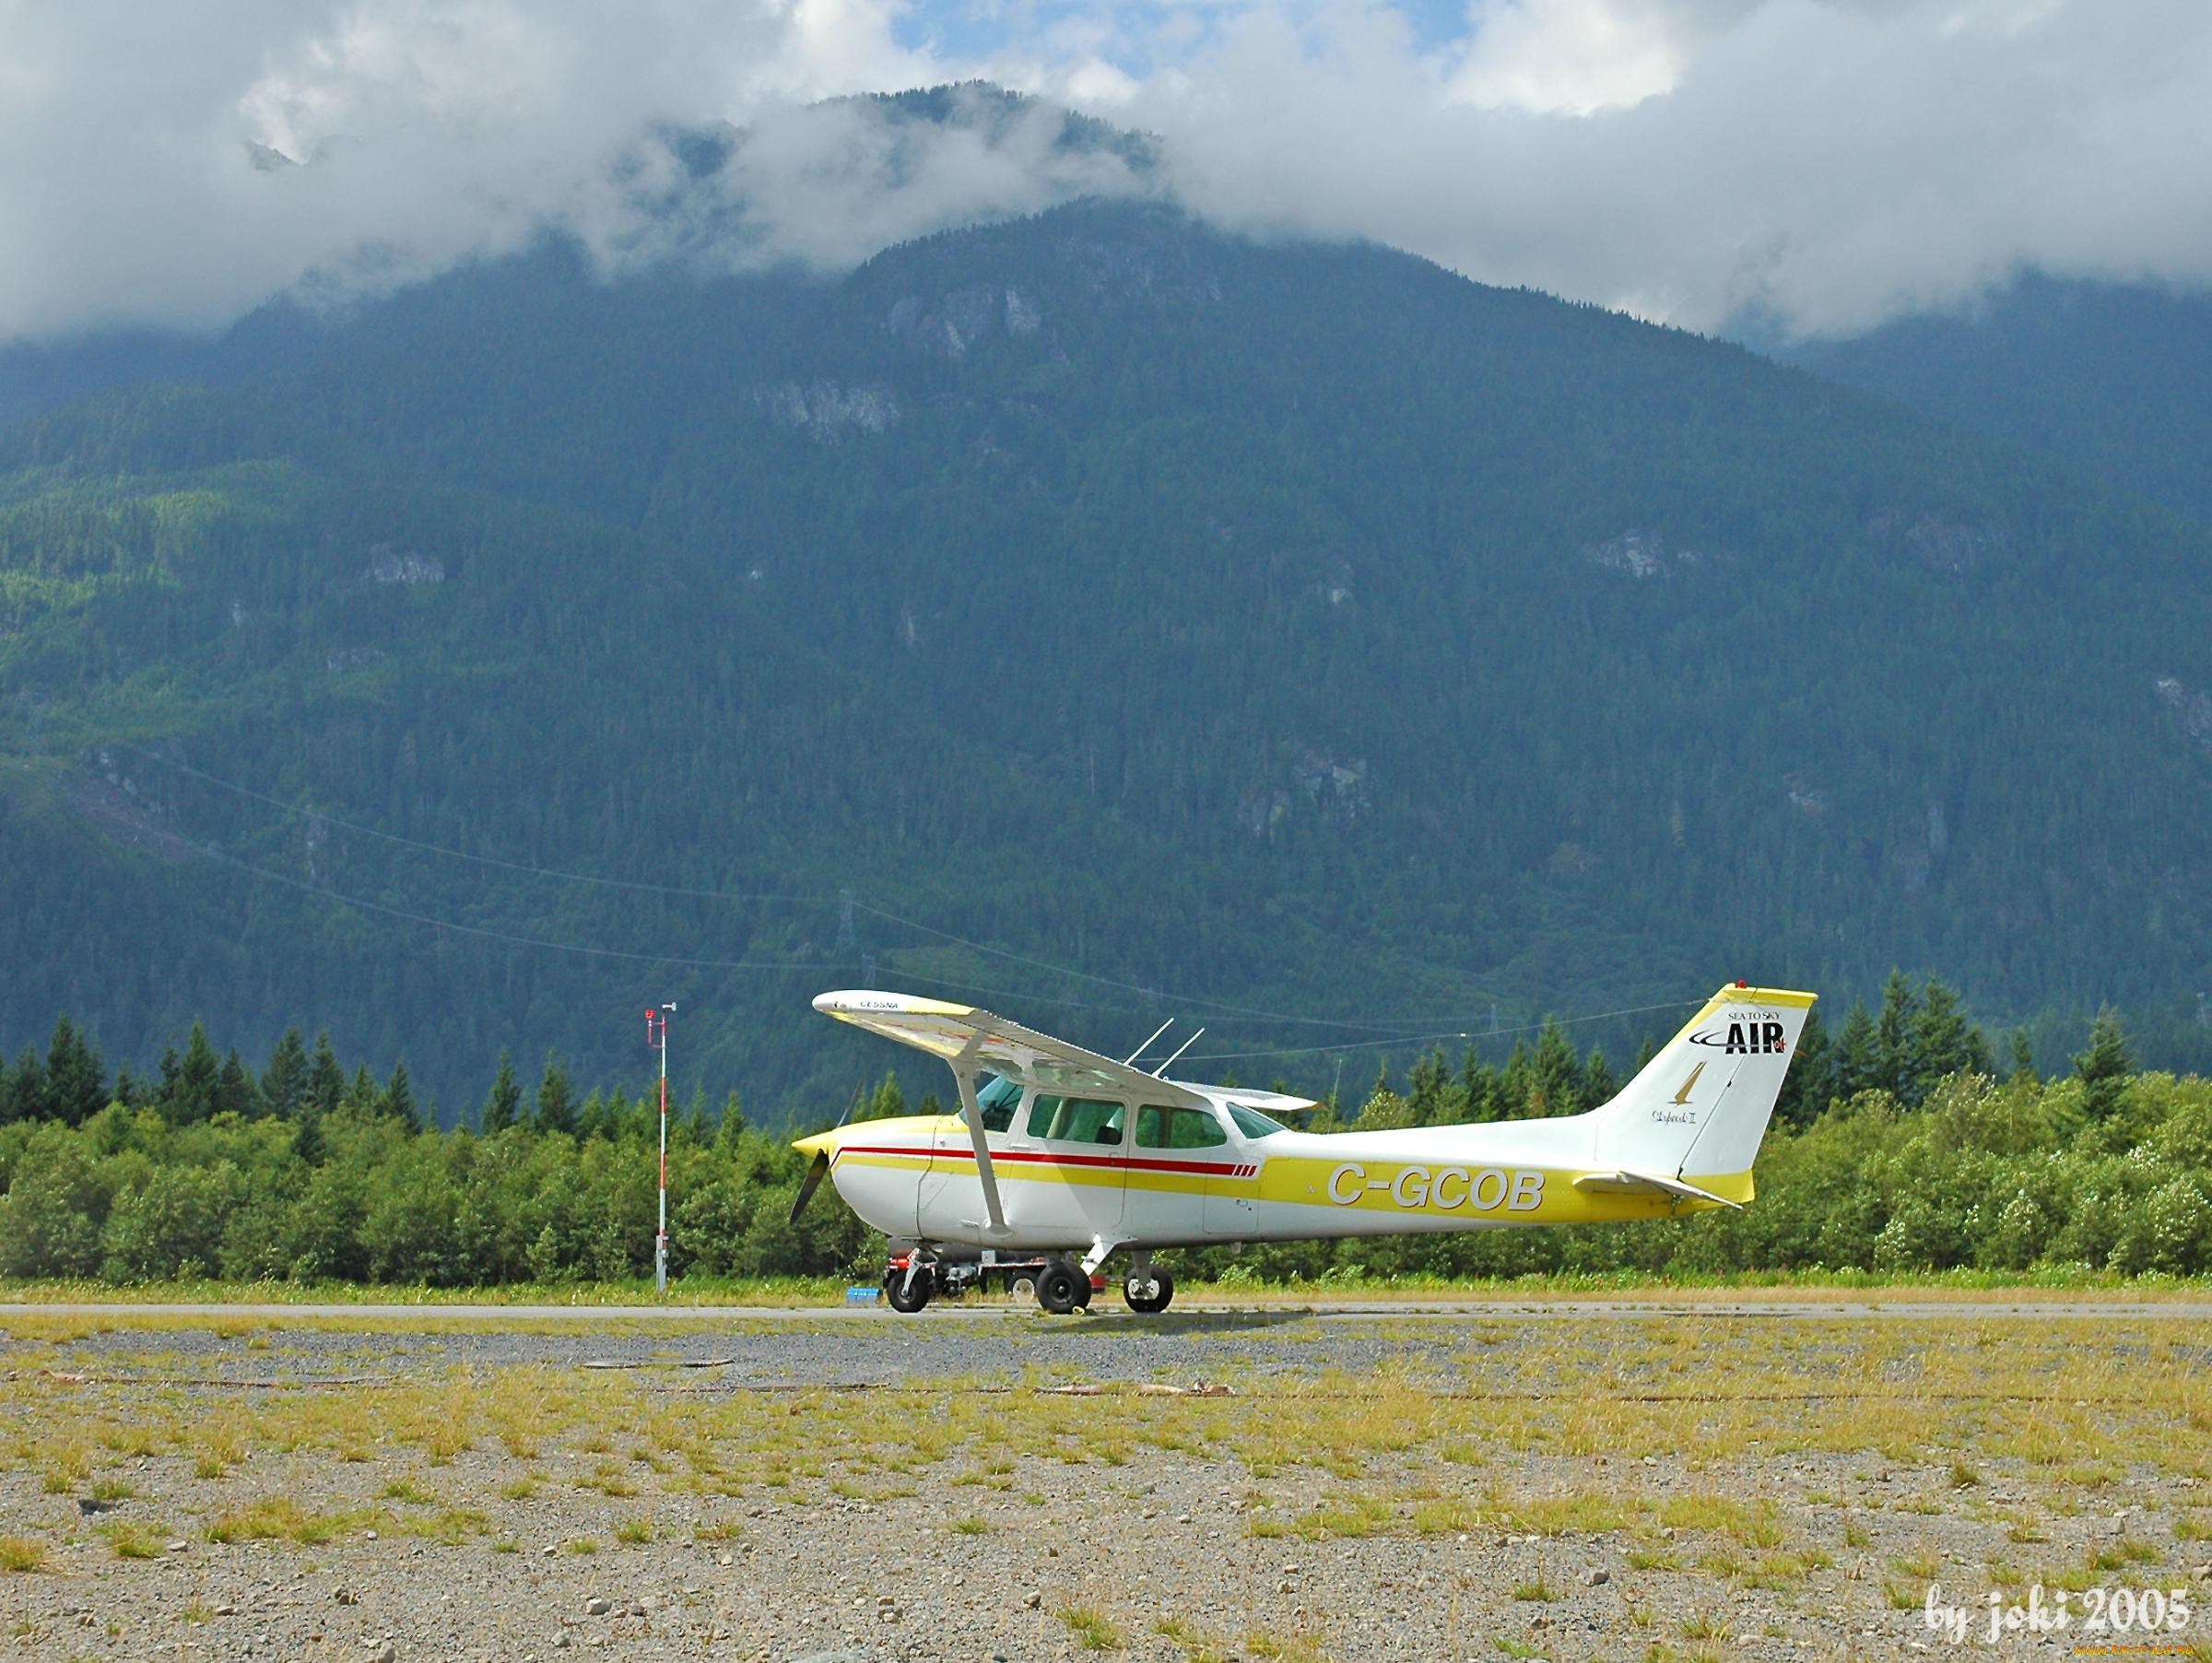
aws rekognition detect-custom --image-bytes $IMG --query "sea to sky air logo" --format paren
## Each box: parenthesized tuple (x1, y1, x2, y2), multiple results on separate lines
(1690, 1017, 1788, 1055)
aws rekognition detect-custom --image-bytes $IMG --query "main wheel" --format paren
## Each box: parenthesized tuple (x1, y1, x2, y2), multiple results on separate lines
(886, 1264, 934, 1314)
(1124, 1268, 1174, 1315)
(1034, 1261, 1084, 1315)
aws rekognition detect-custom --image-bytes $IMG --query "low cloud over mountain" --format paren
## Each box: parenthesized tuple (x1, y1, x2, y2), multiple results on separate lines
(6, 0, 2211, 344)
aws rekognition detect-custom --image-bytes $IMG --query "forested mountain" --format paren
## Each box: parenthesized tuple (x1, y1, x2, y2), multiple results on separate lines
(1780, 273, 2212, 522)
(5, 185, 2212, 1117)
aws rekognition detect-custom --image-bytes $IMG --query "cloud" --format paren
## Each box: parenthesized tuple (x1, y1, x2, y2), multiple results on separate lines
(0, 0, 952, 340)
(3, 0, 2210, 345)
(1112, 0, 2212, 334)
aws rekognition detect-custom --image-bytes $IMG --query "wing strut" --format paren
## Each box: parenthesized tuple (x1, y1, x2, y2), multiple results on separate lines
(951, 1027, 1010, 1237)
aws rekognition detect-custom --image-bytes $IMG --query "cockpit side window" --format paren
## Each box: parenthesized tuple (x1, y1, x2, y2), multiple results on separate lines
(1026, 1094, 1125, 1144)
(974, 1074, 1023, 1133)
(1135, 1104, 1228, 1149)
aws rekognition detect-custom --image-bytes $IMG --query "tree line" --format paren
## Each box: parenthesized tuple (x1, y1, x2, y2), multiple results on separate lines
(0, 975, 2190, 1285)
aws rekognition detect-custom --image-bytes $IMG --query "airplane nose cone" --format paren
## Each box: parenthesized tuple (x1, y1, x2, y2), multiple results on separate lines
(792, 1127, 842, 1158)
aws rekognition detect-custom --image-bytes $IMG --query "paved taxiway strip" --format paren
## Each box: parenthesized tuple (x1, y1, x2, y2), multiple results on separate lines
(4, 1298, 2207, 1322)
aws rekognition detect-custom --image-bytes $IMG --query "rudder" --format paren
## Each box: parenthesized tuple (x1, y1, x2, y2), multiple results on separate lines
(1585, 985, 1816, 1197)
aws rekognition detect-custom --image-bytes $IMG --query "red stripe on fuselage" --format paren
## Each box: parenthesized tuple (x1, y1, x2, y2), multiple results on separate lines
(836, 1143, 1253, 1179)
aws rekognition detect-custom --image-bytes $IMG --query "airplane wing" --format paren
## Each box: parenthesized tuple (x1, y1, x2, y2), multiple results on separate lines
(1211, 1087, 1322, 1115)
(1571, 1169, 1745, 1209)
(813, 991, 1211, 1108)
(813, 990, 1215, 1242)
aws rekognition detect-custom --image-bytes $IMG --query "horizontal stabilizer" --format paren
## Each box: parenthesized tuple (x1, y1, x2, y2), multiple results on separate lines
(1572, 1169, 1744, 1210)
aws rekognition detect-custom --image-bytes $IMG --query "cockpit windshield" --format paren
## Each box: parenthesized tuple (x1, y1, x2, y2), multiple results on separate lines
(975, 1074, 1022, 1132)
(1226, 1102, 1288, 1139)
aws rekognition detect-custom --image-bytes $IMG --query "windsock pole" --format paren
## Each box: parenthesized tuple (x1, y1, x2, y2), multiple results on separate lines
(646, 1004, 675, 1293)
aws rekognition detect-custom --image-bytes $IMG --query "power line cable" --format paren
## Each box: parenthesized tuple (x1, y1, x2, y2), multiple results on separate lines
(194, 844, 1142, 1013)
(124, 745, 1497, 1033)
(1183, 999, 1700, 1063)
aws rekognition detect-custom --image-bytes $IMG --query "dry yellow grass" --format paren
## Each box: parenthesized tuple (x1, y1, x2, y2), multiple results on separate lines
(0, 1303, 2204, 1640)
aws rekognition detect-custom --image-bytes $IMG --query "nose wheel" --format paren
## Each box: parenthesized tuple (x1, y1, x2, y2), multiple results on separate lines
(886, 1259, 934, 1314)
(1123, 1267, 1173, 1315)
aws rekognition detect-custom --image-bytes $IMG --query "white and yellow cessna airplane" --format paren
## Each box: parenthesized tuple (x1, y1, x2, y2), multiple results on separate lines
(793, 982, 1813, 1315)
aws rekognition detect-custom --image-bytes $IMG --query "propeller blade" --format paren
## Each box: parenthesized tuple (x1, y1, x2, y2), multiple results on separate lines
(789, 1150, 830, 1225)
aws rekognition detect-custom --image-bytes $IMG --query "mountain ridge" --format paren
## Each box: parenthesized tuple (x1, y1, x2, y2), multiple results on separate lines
(4, 198, 2210, 1113)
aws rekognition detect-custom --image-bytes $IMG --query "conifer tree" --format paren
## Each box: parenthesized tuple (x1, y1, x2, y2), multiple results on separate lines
(1500, 1038, 1534, 1115)
(45, 1017, 105, 1126)
(715, 1091, 748, 1148)
(1583, 1045, 1618, 1109)
(481, 1051, 522, 1133)
(1874, 971, 1919, 1101)
(216, 1046, 259, 1118)
(2008, 1030, 2038, 1087)
(1407, 1048, 1454, 1124)
(262, 1029, 310, 1121)
(168, 1023, 221, 1125)
(293, 1100, 326, 1165)
(1911, 977, 1987, 1100)
(382, 1062, 418, 1132)
(0, 1045, 44, 1124)
(1774, 1007, 1832, 1127)
(344, 1065, 380, 1115)
(1832, 1001, 1878, 1099)
(1460, 1052, 1500, 1122)
(867, 1072, 906, 1121)
(2074, 1008, 2132, 1121)
(535, 1053, 576, 1136)
(1530, 1020, 1583, 1116)
(575, 1089, 607, 1140)
(308, 1032, 346, 1116)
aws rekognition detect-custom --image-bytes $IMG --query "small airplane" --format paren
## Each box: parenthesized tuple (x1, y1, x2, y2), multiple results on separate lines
(792, 981, 1813, 1315)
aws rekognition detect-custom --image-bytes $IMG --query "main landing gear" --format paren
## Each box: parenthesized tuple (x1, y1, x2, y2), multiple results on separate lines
(880, 1250, 1168, 1315)
(1034, 1259, 1093, 1315)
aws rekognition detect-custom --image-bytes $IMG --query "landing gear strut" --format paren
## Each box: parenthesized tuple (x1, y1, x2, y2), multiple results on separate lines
(885, 1256, 934, 1314)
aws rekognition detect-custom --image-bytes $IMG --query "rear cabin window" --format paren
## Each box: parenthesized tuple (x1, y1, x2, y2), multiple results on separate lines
(974, 1074, 1023, 1133)
(1026, 1095, 1125, 1145)
(1227, 1103, 1289, 1139)
(1135, 1105, 1229, 1150)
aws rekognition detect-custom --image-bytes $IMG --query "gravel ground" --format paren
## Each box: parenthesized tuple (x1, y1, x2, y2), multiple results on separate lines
(0, 1303, 2206, 1661)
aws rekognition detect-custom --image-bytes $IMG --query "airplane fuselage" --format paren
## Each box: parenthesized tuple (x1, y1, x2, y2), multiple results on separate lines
(799, 1098, 1744, 1255)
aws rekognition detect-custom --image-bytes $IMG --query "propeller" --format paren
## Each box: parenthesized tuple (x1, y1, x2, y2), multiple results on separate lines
(789, 1083, 867, 1226)
(788, 1150, 830, 1225)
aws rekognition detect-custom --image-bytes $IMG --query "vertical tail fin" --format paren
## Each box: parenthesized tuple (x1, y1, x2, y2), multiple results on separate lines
(1585, 985, 1816, 1202)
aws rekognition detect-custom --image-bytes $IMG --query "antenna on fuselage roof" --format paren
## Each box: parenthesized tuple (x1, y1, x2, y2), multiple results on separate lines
(1153, 1027, 1206, 1078)
(1123, 1019, 1175, 1068)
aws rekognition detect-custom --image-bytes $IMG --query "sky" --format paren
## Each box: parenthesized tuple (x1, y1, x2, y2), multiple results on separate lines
(2, 0, 2208, 346)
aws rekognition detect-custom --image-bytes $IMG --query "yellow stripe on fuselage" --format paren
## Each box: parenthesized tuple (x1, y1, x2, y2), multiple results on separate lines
(818, 1126, 1747, 1223)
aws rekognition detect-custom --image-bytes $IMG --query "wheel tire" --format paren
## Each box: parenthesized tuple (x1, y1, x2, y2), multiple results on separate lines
(1035, 1261, 1083, 1315)
(1124, 1268, 1174, 1315)
(885, 1264, 934, 1315)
